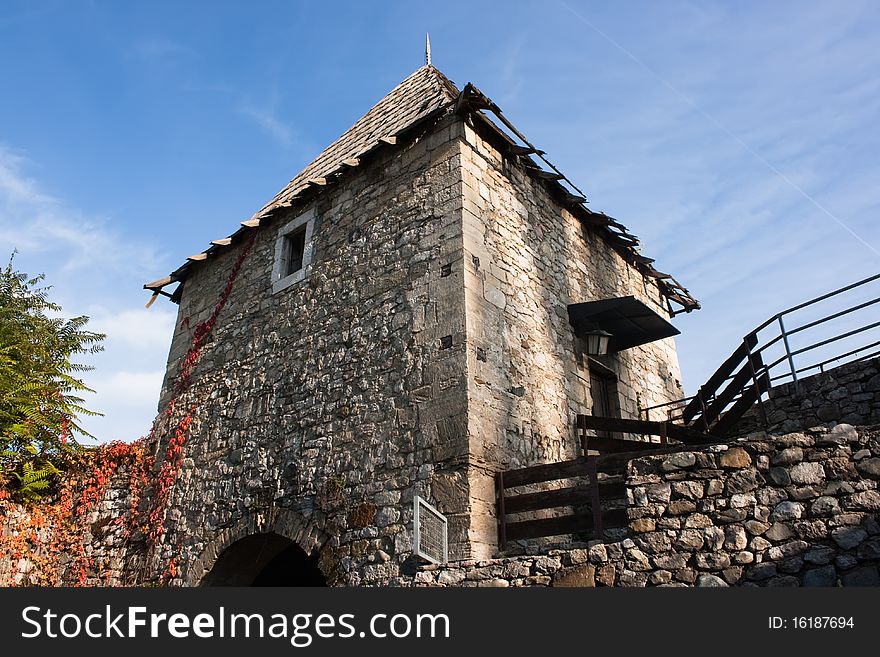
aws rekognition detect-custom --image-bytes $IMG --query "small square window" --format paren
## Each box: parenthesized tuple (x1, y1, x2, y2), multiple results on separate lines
(284, 226, 307, 276)
(272, 208, 315, 293)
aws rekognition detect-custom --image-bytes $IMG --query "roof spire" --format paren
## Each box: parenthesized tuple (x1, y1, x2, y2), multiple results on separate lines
(425, 33, 432, 67)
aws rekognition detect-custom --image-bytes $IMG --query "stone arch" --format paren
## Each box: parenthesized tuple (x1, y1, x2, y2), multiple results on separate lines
(185, 508, 329, 587)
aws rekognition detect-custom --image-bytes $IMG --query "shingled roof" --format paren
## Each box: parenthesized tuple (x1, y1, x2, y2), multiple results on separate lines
(145, 64, 700, 315)
(258, 65, 460, 215)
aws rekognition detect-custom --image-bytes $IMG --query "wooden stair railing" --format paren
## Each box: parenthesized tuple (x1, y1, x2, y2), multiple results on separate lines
(680, 332, 759, 427)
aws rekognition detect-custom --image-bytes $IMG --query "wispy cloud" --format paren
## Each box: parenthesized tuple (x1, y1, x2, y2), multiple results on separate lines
(495, 35, 527, 106)
(0, 147, 52, 204)
(129, 36, 195, 62)
(238, 103, 296, 147)
(0, 144, 175, 442)
(0, 145, 164, 278)
(87, 307, 177, 351)
(236, 95, 318, 162)
(81, 369, 167, 442)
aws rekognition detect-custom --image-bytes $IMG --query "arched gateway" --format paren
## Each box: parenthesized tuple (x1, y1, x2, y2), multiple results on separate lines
(200, 533, 326, 586)
(185, 509, 329, 587)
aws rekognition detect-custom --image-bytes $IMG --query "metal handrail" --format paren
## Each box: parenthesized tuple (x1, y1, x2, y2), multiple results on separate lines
(642, 272, 880, 426)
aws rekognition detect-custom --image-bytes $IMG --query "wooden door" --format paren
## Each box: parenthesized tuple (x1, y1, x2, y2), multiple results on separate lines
(590, 371, 613, 418)
(590, 368, 618, 439)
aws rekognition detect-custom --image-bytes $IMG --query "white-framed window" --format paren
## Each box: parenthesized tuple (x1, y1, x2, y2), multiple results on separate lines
(272, 208, 315, 293)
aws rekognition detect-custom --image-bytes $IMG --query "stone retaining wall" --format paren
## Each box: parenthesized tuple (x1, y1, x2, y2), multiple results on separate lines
(410, 424, 880, 586)
(0, 469, 136, 586)
(734, 357, 880, 436)
(5, 424, 878, 586)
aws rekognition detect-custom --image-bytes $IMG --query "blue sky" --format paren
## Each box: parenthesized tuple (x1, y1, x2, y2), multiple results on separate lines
(1, 1, 879, 442)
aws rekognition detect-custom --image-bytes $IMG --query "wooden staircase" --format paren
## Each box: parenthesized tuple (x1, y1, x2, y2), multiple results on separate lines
(678, 332, 771, 437)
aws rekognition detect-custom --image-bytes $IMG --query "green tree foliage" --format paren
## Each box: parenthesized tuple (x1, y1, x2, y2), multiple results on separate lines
(0, 254, 105, 501)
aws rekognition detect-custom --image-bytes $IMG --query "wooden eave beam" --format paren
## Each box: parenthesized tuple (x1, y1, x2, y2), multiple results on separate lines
(144, 275, 172, 291)
(530, 169, 565, 181)
(508, 144, 545, 157)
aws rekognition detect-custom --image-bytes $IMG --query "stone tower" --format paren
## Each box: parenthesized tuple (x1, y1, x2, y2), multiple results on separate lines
(144, 64, 698, 586)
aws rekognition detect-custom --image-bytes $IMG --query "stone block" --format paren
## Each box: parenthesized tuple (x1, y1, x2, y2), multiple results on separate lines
(734, 551, 755, 565)
(767, 540, 808, 561)
(810, 496, 840, 516)
(649, 570, 672, 585)
(820, 423, 857, 445)
(789, 462, 825, 485)
(770, 501, 804, 521)
(703, 526, 725, 551)
(437, 569, 466, 585)
(831, 526, 867, 550)
(766, 467, 791, 485)
(772, 446, 804, 466)
(850, 490, 880, 510)
(674, 568, 697, 584)
(696, 574, 728, 587)
(747, 563, 777, 581)
(661, 453, 697, 471)
(725, 469, 761, 495)
(684, 513, 713, 529)
(552, 564, 595, 587)
(842, 567, 880, 587)
(857, 537, 880, 560)
(816, 403, 841, 422)
(646, 482, 672, 503)
(762, 522, 794, 542)
(719, 447, 752, 469)
(652, 553, 690, 570)
(855, 458, 880, 478)
(802, 566, 837, 587)
(672, 481, 704, 500)
(803, 545, 835, 565)
(724, 526, 748, 551)
(794, 519, 828, 542)
(674, 530, 705, 551)
(596, 565, 616, 586)
(745, 520, 770, 535)
(694, 552, 730, 570)
(667, 500, 697, 516)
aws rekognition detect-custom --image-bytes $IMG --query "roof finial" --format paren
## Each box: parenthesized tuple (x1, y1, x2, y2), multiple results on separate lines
(425, 33, 432, 67)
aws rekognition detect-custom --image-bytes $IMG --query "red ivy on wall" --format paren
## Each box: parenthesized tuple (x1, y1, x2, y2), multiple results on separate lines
(0, 232, 257, 586)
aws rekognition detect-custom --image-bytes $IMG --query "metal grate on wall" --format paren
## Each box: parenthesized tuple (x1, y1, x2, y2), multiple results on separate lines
(413, 495, 448, 565)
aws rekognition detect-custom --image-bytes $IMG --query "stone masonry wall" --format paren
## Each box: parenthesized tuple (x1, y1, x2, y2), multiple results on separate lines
(409, 424, 880, 586)
(148, 105, 689, 583)
(1, 469, 137, 586)
(735, 357, 880, 436)
(150, 113, 478, 586)
(457, 116, 685, 557)
(6, 419, 877, 586)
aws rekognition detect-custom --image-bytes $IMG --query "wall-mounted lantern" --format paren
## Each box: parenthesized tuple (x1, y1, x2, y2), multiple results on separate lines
(584, 328, 613, 356)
